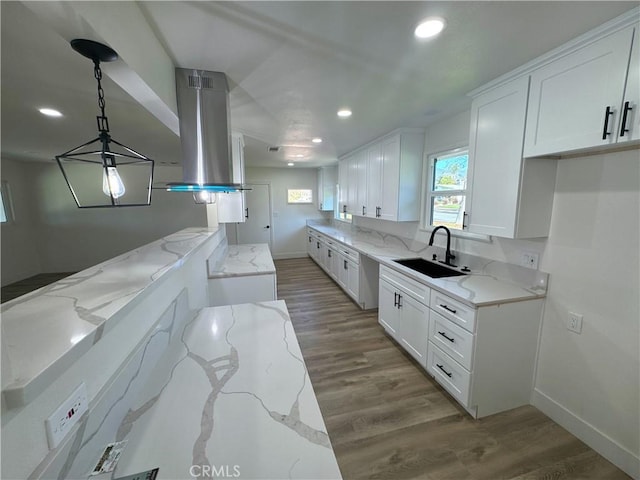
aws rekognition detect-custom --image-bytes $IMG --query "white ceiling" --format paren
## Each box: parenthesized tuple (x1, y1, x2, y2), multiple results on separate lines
(1, 1, 636, 169)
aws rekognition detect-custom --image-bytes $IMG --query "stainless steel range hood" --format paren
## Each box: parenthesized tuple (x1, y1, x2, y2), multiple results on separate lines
(167, 68, 242, 193)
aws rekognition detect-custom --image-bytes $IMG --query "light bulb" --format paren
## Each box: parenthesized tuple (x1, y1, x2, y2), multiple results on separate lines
(102, 166, 125, 199)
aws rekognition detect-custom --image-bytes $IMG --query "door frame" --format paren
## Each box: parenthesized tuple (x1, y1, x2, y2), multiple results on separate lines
(234, 182, 273, 247)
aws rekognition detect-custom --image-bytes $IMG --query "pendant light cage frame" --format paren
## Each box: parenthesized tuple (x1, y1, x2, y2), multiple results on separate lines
(55, 39, 155, 208)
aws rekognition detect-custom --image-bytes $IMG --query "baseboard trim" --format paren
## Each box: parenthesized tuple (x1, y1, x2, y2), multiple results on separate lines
(531, 388, 639, 479)
(272, 252, 308, 260)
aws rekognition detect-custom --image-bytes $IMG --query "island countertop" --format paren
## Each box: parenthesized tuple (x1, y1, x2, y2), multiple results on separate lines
(108, 301, 342, 480)
(1, 227, 223, 408)
(208, 243, 276, 278)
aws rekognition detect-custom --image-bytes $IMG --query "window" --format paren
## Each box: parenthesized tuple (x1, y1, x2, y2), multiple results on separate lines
(0, 182, 12, 224)
(424, 147, 469, 230)
(287, 188, 313, 204)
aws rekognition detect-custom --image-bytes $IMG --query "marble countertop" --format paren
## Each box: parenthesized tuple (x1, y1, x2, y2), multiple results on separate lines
(307, 224, 547, 307)
(109, 301, 342, 480)
(1, 227, 222, 408)
(208, 244, 276, 278)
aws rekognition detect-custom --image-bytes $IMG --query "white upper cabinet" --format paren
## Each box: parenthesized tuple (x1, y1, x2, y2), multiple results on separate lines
(317, 165, 337, 212)
(524, 24, 639, 157)
(339, 129, 424, 222)
(217, 133, 246, 223)
(620, 24, 639, 143)
(468, 76, 557, 238)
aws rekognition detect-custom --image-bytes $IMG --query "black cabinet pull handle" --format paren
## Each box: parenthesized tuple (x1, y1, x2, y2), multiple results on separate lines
(602, 106, 613, 140)
(620, 101, 632, 137)
(362, 206, 366, 216)
(245, 207, 249, 219)
(343, 205, 347, 214)
(309, 236, 312, 242)
(436, 364, 453, 378)
(462, 211, 468, 230)
(317, 242, 320, 249)
(328, 250, 332, 257)
(438, 331, 455, 343)
(440, 304, 457, 314)
(393, 292, 398, 307)
(344, 260, 347, 270)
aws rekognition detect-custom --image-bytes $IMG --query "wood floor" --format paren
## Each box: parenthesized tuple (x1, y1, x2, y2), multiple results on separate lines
(276, 257, 630, 480)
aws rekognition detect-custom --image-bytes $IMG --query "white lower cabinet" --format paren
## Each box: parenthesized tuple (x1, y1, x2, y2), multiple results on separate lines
(378, 268, 429, 366)
(307, 228, 377, 309)
(379, 264, 544, 418)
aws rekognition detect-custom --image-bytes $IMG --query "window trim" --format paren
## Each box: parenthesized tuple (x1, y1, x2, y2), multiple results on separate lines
(419, 146, 491, 243)
(287, 188, 313, 204)
(0, 181, 15, 224)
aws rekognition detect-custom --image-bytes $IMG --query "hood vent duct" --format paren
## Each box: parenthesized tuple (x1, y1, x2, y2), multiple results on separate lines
(167, 69, 242, 193)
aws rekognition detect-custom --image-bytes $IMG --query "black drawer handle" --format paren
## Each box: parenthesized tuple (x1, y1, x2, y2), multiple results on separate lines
(602, 106, 613, 140)
(317, 242, 320, 249)
(309, 236, 312, 242)
(436, 364, 452, 378)
(393, 292, 398, 307)
(438, 331, 455, 343)
(620, 101, 632, 137)
(440, 304, 457, 314)
(344, 260, 347, 270)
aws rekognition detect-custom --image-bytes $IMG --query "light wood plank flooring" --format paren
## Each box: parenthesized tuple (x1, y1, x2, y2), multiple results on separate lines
(276, 257, 630, 480)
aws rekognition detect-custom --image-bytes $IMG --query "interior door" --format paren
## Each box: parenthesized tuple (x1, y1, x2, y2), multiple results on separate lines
(235, 184, 272, 246)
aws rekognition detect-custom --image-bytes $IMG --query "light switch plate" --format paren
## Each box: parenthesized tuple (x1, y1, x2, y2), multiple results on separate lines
(45, 382, 88, 449)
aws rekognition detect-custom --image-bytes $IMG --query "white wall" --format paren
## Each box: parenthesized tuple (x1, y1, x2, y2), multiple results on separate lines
(244, 167, 332, 258)
(1, 159, 42, 285)
(3, 161, 207, 275)
(533, 149, 639, 475)
(353, 111, 640, 475)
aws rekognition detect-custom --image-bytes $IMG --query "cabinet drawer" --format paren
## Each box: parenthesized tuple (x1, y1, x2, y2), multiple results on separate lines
(430, 290, 476, 333)
(338, 245, 360, 264)
(427, 342, 471, 407)
(380, 265, 429, 305)
(429, 312, 474, 371)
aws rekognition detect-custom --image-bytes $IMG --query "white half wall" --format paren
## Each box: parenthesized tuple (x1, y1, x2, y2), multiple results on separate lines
(245, 167, 332, 259)
(1, 159, 42, 285)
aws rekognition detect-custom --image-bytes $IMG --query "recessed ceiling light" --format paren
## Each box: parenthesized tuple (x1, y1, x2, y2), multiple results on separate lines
(287, 162, 294, 166)
(312, 137, 323, 143)
(39, 107, 63, 117)
(414, 17, 446, 39)
(337, 109, 352, 118)
(295, 154, 304, 158)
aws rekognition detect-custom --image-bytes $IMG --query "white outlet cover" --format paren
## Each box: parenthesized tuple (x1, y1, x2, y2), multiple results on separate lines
(45, 382, 89, 449)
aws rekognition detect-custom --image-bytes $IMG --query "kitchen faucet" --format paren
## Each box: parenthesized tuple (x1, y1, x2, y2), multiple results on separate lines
(429, 226, 456, 266)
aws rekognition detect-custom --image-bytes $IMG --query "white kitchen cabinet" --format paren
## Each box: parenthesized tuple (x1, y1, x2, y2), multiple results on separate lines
(339, 129, 424, 222)
(317, 165, 337, 212)
(524, 24, 638, 157)
(467, 76, 557, 238)
(337, 158, 349, 216)
(379, 264, 544, 418)
(378, 265, 430, 366)
(217, 133, 246, 223)
(619, 23, 639, 143)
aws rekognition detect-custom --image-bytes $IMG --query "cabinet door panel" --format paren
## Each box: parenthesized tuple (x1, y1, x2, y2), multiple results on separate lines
(367, 144, 383, 216)
(356, 151, 368, 216)
(346, 259, 360, 300)
(379, 136, 401, 221)
(338, 159, 349, 214)
(378, 279, 399, 337)
(398, 293, 429, 365)
(468, 76, 529, 237)
(347, 156, 359, 215)
(618, 24, 639, 143)
(524, 27, 633, 157)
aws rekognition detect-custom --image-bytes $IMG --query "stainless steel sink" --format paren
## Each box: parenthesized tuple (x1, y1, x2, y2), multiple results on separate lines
(392, 258, 468, 278)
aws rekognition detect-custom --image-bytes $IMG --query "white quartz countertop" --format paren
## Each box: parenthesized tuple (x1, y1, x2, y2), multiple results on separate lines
(110, 301, 342, 480)
(1, 227, 222, 408)
(208, 243, 276, 278)
(307, 224, 546, 307)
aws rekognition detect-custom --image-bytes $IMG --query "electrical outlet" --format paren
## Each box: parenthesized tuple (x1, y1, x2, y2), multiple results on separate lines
(45, 382, 88, 449)
(567, 312, 583, 334)
(521, 251, 539, 269)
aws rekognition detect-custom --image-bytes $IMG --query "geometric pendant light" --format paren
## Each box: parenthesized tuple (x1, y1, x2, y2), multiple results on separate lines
(55, 39, 154, 208)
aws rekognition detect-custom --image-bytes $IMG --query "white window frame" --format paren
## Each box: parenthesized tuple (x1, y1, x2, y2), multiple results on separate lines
(0, 181, 14, 224)
(287, 188, 313, 204)
(420, 146, 491, 242)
